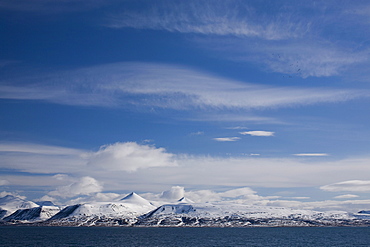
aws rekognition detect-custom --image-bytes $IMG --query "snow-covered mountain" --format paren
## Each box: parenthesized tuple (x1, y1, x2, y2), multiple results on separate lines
(137, 202, 357, 227)
(1, 193, 369, 227)
(177, 197, 194, 203)
(354, 210, 370, 219)
(46, 192, 156, 226)
(4, 206, 61, 222)
(0, 195, 39, 219)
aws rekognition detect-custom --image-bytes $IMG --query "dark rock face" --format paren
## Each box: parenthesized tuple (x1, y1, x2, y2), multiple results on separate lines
(0, 209, 7, 219)
(49, 205, 80, 220)
(4, 207, 42, 221)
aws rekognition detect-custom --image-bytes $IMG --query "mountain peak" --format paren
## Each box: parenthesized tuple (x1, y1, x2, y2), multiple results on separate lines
(120, 192, 151, 205)
(178, 197, 195, 203)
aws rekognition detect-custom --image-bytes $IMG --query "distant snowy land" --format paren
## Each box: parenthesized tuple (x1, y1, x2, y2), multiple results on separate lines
(1, 193, 369, 227)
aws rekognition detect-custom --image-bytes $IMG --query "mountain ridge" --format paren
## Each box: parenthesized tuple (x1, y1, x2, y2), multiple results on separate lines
(1, 194, 370, 227)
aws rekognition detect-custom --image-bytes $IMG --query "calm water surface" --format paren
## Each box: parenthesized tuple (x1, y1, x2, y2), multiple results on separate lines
(1, 226, 370, 247)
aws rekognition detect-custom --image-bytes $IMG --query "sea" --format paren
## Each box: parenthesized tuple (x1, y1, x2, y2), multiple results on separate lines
(1, 226, 370, 246)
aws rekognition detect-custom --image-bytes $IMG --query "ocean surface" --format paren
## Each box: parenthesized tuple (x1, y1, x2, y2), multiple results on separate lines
(1, 226, 370, 246)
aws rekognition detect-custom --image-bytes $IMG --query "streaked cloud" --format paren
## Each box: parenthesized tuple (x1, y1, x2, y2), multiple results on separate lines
(321, 180, 370, 192)
(0, 191, 26, 199)
(334, 194, 359, 199)
(240, 131, 274, 137)
(0, 179, 9, 186)
(0, 142, 86, 174)
(227, 126, 249, 130)
(267, 198, 370, 212)
(0, 142, 82, 155)
(186, 114, 282, 124)
(1, 63, 366, 111)
(293, 153, 329, 157)
(213, 137, 240, 142)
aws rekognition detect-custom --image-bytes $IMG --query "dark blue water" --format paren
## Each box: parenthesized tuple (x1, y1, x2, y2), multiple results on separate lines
(1, 226, 370, 247)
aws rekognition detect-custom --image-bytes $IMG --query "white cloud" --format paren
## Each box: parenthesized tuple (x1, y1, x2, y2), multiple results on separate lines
(334, 194, 359, 199)
(320, 180, 370, 192)
(266, 198, 370, 212)
(0, 179, 9, 186)
(37, 195, 57, 202)
(0, 191, 26, 199)
(160, 186, 185, 200)
(293, 153, 329, 157)
(185, 190, 222, 203)
(240, 131, 274, 136)
(190, 131, 204, 136)
(213, 137, 240, 142)
(184, 187, 276, 205)
(227, 126, 249, 130)
(3, 141, 370, 200)
(93, 192, 121, 202)
(86, 142, 177, 172)
(53, 174, 70, 181)
(49, 176, 103, 198)
(220, 187, 257, 198)
(0, 63, 366, 110)
(287, 197, 310, 200)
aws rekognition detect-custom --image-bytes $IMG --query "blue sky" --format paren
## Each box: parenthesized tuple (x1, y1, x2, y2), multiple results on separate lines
(1, 0, 370, 212)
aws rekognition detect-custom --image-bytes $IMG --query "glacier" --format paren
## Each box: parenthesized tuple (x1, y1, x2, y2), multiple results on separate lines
(1, 194, 370, 227)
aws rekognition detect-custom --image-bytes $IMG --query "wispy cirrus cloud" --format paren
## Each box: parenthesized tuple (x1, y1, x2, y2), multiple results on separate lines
(105, 0, 370, 78)
(107, 0, 308, 40)
(199, 35, 367, 78)
(0, 62, 366, 111)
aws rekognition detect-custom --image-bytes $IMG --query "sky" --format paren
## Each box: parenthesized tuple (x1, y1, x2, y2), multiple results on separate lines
(1, 0, 370, 212)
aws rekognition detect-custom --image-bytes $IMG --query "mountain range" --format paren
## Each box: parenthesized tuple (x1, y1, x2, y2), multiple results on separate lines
(1, 193, 369, 227)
